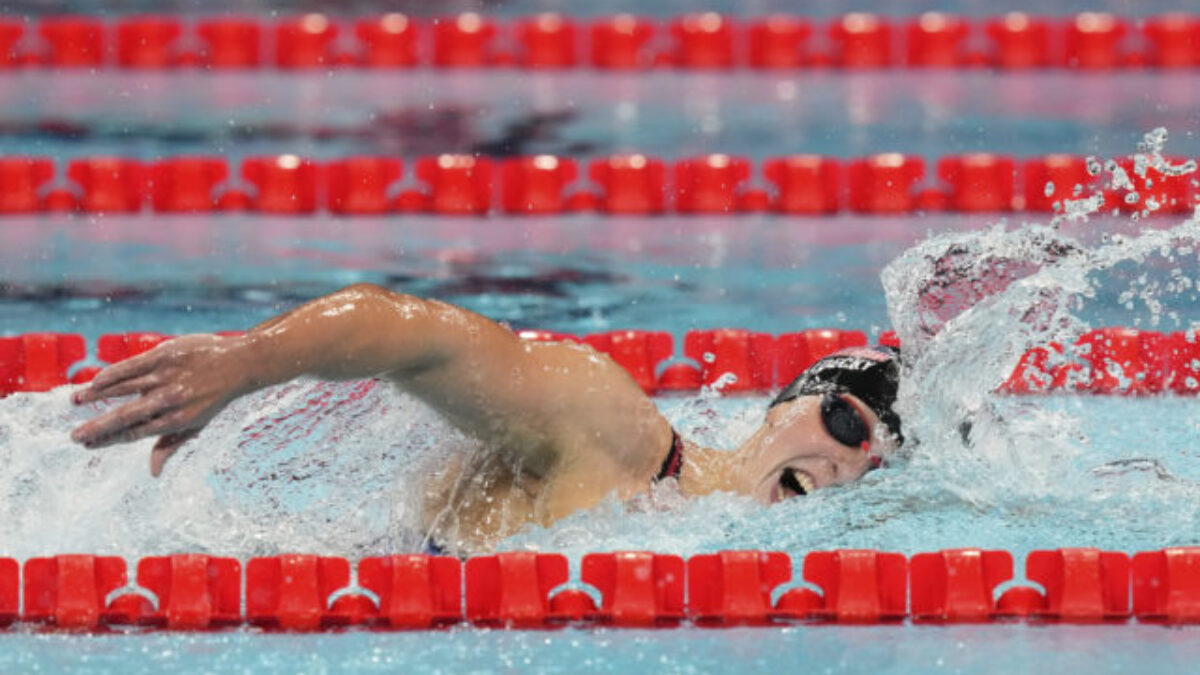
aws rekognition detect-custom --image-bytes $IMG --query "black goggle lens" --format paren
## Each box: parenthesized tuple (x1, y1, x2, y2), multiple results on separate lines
(820, 393, 870, 449)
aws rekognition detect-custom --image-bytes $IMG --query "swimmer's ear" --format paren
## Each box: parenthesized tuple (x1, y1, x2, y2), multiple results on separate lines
(150, 429, 198, 478)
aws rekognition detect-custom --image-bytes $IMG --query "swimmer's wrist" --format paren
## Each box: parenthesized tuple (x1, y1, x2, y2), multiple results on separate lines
(226, 332, 271, 396)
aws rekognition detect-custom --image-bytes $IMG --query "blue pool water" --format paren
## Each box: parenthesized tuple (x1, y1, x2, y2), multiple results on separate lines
(0, 214, 929, 339)
(3, 4, 1200, 673)
(0, 213, 1178, 342)
(4, 624, 1200, 674)
(4, 71, 1199, 160)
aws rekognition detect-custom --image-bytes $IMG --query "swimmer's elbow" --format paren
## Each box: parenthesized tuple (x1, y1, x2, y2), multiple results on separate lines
(336, 282, 402, 304)
(333, 284, 435, 321)
(335, 285, 466, 373)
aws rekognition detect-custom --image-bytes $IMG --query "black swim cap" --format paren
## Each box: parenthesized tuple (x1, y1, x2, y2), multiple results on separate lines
(769, 346, 903, 444)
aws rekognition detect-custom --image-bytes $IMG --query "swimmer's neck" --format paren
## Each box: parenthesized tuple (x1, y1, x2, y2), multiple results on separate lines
(673, 440, 742, 497)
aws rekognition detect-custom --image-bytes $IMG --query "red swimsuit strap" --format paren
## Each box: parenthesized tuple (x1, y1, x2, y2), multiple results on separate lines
(653, 430, 685, 483)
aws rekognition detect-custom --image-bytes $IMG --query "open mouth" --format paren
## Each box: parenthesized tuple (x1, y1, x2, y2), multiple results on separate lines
(779, 468, 816, 498)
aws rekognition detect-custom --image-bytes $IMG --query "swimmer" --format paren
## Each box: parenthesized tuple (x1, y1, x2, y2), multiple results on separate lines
(69, 284, 902, 553)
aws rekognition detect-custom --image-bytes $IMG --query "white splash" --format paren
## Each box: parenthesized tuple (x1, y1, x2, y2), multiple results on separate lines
(879, 127, 1200, 509)
(0, 381, 461, 559)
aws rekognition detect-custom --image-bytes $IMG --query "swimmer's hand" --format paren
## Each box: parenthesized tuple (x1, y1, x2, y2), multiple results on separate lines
(69, 334, 252, 477)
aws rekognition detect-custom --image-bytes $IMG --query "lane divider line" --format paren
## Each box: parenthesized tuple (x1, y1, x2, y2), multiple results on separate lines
(3, 548, 1199, 630)
(0, 153, 1193, 216)
(2, 327, 1197, 397)
(2, 13, 1196, 71)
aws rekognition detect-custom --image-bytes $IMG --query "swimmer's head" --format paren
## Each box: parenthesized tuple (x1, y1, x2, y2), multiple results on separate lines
(729, 346, 902, 504)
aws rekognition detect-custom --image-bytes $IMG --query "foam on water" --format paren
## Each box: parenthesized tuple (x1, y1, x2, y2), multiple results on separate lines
(879, 132, 1198, 500)
(0, 131, 1198, 562)
(0, 380, 442, 558)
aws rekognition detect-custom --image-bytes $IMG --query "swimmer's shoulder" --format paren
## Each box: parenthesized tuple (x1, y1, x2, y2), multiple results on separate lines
(520, 339, 674, 487)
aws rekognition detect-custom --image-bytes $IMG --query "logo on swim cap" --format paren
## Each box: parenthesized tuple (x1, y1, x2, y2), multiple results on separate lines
(769, 346, 903, 444)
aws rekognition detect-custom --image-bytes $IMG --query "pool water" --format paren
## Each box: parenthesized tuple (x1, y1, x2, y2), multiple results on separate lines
(0, 214, 939, 340)
(0, 214, 1179, 341)
(5, 71, 1199, 160)
(4, 623, 1200, 674)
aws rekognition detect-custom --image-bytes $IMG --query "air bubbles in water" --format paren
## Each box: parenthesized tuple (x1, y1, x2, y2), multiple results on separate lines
(1139, 126, 1169, 156)
(711, 372, 739, 391)
(1108, 160, 1134, 191)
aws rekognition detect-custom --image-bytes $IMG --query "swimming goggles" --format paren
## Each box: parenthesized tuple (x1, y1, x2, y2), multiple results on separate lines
(820, 392, 881, 468)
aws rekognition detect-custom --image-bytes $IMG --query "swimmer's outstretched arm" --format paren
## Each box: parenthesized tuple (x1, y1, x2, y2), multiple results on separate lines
(71, 283, 670, 479)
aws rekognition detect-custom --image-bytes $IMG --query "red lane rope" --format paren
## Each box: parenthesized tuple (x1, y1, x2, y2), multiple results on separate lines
(1, 12, 1198, 71)
(2, 548, 1199, 630)
(2, 328, 1197, 397)
(0, 153, 1194, 216)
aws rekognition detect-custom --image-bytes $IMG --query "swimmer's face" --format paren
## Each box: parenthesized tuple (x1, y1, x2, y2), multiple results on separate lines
(733, 394, 898, 504)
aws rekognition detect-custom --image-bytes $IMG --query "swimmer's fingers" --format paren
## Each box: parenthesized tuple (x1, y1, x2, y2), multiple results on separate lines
(80, 406, 192, 450)
(85, 349, 168, 395)
(150, 429, 199, 478)
(74, 374, 160, 405)
(70, 389, 182, 448)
